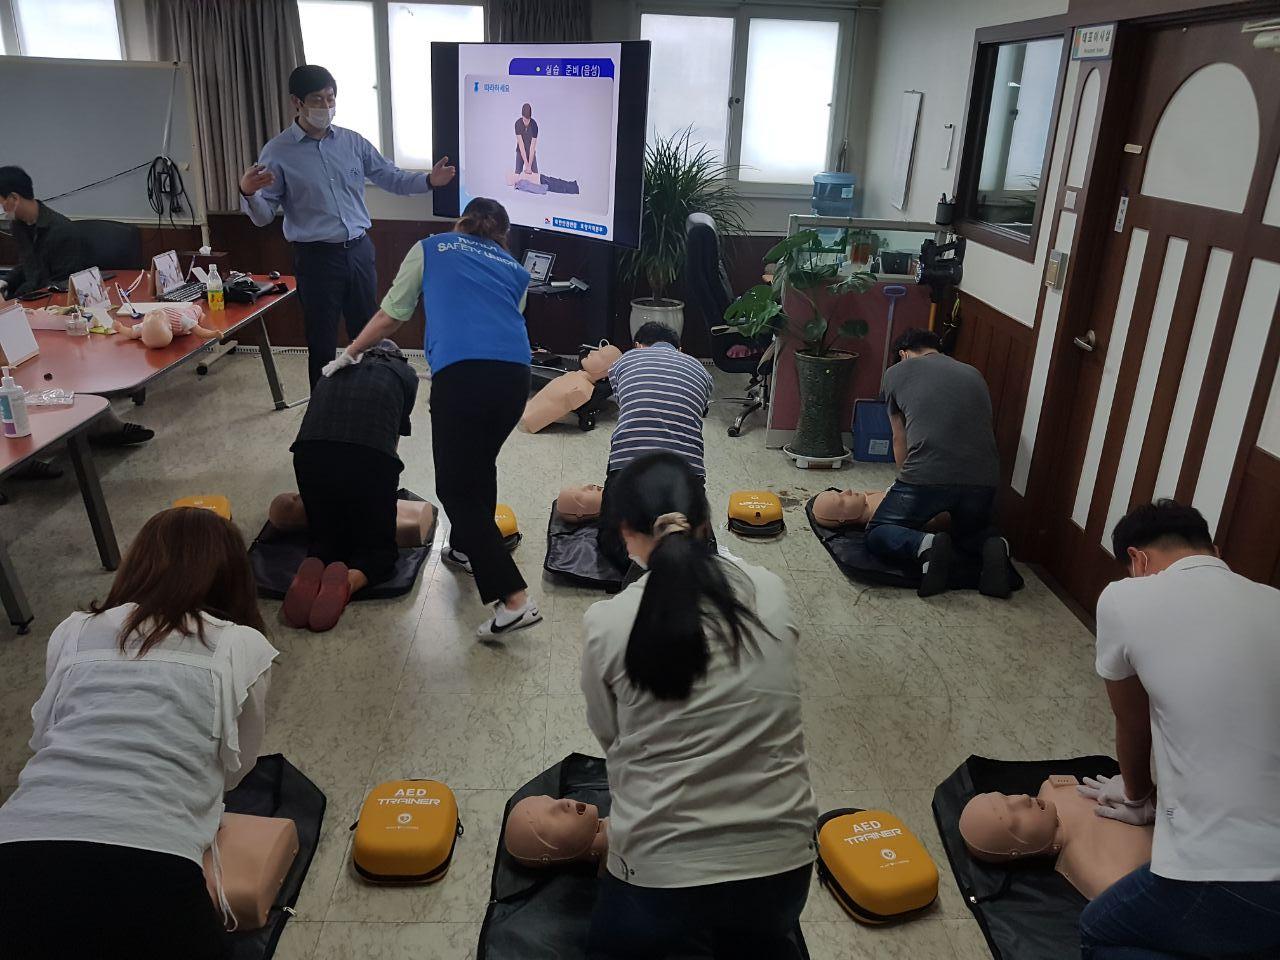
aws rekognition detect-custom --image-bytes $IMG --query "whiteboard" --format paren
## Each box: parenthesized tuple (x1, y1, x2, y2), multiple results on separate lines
(0, 57, 206, 226)
(890, 90, 923, 212)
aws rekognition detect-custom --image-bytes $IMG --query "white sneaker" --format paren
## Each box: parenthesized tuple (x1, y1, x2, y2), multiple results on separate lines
(477, 600, 542, 639)
(444, 548, 473, 575)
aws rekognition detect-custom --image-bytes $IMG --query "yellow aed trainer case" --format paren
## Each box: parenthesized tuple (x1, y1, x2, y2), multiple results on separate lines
(495, 504, 522, 551)
(727, 491, 785, 537)
(815, 807, 938, 924)
(352, 780, 463, 884)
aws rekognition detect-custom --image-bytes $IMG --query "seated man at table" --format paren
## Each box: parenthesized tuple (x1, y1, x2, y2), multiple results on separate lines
(865, 328, 1007, 599)
(597, 322, 714, 570)
(0, 166, 153, 456)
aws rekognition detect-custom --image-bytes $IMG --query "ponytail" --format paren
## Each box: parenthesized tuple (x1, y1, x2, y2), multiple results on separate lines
(457, 196, 511, 247)
(609, 454, 767, 701)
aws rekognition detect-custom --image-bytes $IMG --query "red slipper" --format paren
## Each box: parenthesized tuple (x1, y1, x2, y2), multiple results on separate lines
(283, 557, 324, 628)
(309, 562, 351, 632)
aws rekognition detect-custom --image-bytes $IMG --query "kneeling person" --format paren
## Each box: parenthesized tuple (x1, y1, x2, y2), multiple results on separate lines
(285, 339, 418, 631)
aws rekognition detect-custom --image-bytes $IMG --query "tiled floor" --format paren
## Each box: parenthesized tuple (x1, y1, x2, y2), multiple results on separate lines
(0, 353, 1108, 959)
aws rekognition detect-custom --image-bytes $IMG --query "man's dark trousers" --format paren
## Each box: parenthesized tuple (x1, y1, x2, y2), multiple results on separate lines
(291, 233, 378, 387)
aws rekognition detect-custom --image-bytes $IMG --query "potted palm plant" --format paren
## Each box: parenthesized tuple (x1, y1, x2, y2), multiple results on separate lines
(724, 229, 877, 461)
(619, 128, 747, 340)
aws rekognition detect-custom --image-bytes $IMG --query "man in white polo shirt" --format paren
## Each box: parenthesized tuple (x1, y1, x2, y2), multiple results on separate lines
(1078, 500, 1280, 959)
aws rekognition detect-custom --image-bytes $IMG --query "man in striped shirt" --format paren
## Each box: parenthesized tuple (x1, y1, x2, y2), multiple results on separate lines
(598, 322, 714, 568)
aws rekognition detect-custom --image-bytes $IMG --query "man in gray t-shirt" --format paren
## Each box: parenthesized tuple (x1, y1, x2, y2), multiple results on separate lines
(865, 328, 1009, 598)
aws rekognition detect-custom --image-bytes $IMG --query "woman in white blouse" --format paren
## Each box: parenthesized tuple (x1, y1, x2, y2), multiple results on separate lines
(0, 507, 277, 959)
(581, 453, 818, 960)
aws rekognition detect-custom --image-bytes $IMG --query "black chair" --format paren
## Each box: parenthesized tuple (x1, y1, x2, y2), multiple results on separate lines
(684, 212, 774, 437)
(74, 219, 143, 271)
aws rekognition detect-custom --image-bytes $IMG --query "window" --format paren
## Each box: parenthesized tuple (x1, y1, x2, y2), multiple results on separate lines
(389, 2, 484, 169)
(10, 0, 122, 59)
(957, 22, 1066, 258)
(640, 6, 851, 191)
(298, 0, 382, 147)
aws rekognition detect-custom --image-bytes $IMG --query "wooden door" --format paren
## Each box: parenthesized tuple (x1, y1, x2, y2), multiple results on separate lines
(1038, 17, 1280, 608)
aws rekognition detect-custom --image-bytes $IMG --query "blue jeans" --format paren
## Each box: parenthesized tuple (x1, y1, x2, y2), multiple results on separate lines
(587, 864, 810, 960)
(864, 480, 996, 563)
(1080, 863, 1280, 959)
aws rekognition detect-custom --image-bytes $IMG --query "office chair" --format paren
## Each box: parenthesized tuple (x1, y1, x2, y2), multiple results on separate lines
(685, 212, 774, 437)
(75, 219, 143, 271)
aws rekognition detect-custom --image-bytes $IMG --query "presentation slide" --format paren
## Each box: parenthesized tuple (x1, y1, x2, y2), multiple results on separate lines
(458, 43, 622, 242)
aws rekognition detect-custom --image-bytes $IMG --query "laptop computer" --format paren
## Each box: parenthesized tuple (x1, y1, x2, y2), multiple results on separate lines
(523, 249, 555, 287)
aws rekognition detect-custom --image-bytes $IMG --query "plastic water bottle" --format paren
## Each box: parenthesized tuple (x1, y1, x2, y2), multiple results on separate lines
(206, 264, 225, 312)
(0, 367, 31, 439)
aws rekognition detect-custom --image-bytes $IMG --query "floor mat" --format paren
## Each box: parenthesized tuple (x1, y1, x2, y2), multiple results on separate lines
(806, 495, 1024, 592)
(249, 488, 435, 600)
(932, 754, 1120, 960)
(477, 754, 809, 960)
(222, 754, 327, 960)
(543, 503, 627, 593)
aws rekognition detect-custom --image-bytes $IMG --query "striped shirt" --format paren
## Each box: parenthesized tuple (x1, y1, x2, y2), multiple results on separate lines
(607, 342, 714, 475)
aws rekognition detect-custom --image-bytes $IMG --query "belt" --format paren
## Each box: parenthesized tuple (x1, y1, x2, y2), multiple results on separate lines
(293, 233, 367, 249)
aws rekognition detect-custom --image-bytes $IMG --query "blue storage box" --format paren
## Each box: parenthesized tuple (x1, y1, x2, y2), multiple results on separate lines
(852, 399, 894, 463)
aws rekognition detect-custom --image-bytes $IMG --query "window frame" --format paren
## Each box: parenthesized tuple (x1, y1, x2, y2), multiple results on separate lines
(954, 15, 1070, 262)
(0, 0, 127, 59)
(636, 1, 856, 199)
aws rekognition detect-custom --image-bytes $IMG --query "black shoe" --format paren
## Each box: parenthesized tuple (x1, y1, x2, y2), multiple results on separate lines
(89, 423, 154, 447)
(11, 458, 63, 481)
(917, 532, 953, 598)
(979, 536, 1013, 599)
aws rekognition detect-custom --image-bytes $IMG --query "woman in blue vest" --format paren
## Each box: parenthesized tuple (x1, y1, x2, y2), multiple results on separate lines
(330, 198, 540, 637)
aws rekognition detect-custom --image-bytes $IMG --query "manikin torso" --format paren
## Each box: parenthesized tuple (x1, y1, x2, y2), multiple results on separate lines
(1041, 775, 1153, 900)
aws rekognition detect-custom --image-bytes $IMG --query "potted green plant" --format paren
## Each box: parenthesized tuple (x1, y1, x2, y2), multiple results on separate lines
(724, 229, 877, 461)
(619, 127, 747, 340)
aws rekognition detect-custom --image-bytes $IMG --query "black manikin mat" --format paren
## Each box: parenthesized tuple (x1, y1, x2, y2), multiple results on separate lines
(222, 754, 327, 960)
(932, 754, 1120, 960)
(806, 494, 1025, 592)
(477, 754, 810, 960)
(249, 489, 435, 600)
(543, 502, 627, 592)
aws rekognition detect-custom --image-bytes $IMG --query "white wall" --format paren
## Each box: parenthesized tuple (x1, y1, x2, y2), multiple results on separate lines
(860, 0, 1067, 223)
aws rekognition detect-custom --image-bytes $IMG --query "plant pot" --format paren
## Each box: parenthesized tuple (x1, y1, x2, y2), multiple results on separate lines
(629, 298, 684, 341)
(788, 350, 857, 460)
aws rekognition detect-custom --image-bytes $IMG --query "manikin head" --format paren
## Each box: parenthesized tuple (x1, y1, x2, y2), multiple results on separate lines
(959, 792, 1060, 862)
(580, 343, 622, 380)
(556, 483, 604, 522)
(288, 64, 337, 135)
(812, 489, 872, 528)
(893, 327, 942, 364)
(503, 795, 604, 867)
(1111, 499, 1218, 578)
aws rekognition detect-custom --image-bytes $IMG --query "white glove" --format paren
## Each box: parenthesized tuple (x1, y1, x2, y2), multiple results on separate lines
(1077, 774, 1146, 806)
(321, 350, 361, 377)
(1094, 795, 1157, 826)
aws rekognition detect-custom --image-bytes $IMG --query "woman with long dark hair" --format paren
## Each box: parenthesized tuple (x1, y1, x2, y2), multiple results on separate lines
(0, 508, 276, 959)
(334, 197, 540, 637)
(580, 453, 817, 959)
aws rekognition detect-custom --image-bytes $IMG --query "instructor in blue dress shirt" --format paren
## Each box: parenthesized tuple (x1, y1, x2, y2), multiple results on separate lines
(239, 64, 456, 387)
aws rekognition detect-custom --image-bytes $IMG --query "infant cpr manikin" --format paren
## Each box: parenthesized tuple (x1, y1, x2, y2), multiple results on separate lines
(114, 303, 217, 349)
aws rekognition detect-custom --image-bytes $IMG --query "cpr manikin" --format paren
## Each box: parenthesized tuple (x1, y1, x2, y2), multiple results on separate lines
(812, 489, 886, 528)
(268, 493, 436, 548)
(555, 483, 603, 523)
(959, 776, 1153, 900)
(114, 304, 216, 348)
(503, 795, 608, 869)
(522, 343, 621, 434)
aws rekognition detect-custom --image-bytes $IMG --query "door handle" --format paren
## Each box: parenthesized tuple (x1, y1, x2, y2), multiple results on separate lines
(1073, 330, 1096, 352)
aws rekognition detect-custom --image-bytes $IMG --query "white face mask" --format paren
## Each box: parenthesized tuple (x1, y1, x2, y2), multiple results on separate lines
(305, 105, 335, 129)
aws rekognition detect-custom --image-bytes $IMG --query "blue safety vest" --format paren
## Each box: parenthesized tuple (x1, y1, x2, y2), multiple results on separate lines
(420, 233, 531, 374)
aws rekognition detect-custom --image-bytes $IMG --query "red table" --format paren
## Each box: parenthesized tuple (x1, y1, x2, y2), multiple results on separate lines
(7, 272, 299, 409)
(0, 395, 117, 632)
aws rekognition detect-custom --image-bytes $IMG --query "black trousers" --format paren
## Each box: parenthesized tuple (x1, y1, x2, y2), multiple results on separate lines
(587, 863, 811, 960)
(291, 234, 378, 388)
(598, 468, 707, 571)
(430, 360, 530, 603)
(0, 840, 229, 960)
(294, 440, 402, 587)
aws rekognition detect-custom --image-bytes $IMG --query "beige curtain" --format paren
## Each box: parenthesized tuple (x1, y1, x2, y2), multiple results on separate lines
(147, 0, 305, 211)
(488, 0, 590, 42)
